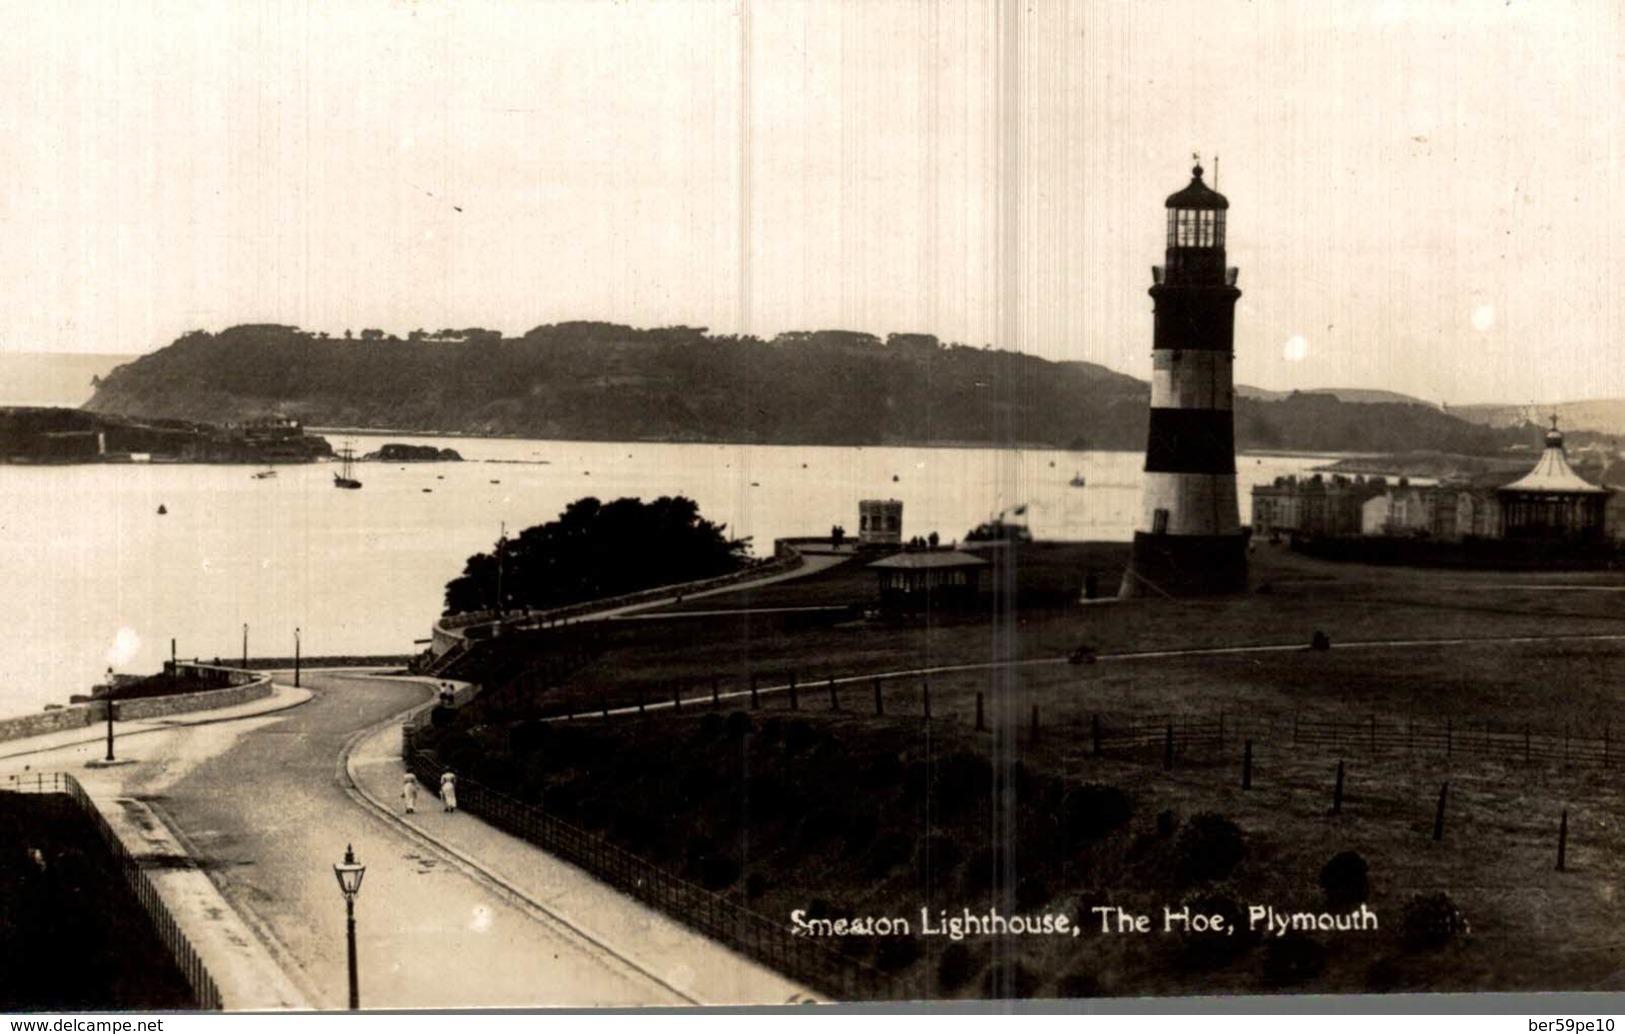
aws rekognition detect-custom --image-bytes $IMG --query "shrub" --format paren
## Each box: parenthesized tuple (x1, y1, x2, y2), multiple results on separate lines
(724, 711, 753, 740)
(1155, 809, 1178, 839)
(1319, 850, 1370, 909)
(785, 719, 817, 754)
(1014, 872, 1051, 912)
(1177, 887, 1257, 969)
(934, 753, 994, 805)
(677, 766, 718, 805)
(1061, 784, 1135, 842)
(1401, 892, 1469, 950)
(692, 855, 740, 891)
(1055, 967, 1101, 998)
(843, 810, 878, 851)
(980, 961, 1040, 999)
(866, 832, 915, 878)
(1262, 932, 1325, 986)
(799, 807, 845, 847)
(875, 937, 921, 972)
(1172, 813, 1248, 886)
(860, 751, 904, 788)
(507, 719, 549, 756)
(915, 834, 963, 886)
(936, 943, 976, 994)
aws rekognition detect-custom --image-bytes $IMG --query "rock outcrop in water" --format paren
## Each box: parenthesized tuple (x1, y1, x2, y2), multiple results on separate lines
(362, 443, 463, 462)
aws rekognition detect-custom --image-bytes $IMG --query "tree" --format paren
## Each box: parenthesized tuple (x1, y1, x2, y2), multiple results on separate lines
(443, 496, 750, 614)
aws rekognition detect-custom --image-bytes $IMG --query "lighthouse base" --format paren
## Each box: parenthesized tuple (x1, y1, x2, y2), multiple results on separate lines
(1120, 532, 1248, 598)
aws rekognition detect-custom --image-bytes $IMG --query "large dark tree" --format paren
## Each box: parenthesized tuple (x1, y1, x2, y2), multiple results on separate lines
(443, 496, 750, 615)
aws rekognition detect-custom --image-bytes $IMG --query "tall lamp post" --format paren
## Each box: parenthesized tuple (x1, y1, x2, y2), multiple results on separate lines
(242, 623, 249, 670)
(333, 844, 366, 1010)
(294, 627, 302, 688)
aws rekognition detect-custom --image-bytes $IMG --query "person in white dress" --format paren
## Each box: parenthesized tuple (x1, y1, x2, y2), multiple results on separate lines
(440, 770, 458, 813)
(401, 774, 419, 814)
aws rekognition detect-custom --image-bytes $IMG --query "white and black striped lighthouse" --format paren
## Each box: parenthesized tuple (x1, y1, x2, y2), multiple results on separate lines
(1121, 162, 1247, 597)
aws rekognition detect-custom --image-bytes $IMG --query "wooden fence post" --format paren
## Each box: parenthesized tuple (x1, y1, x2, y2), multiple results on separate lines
(1332, 760, 1345, 815)
(712, 676, 720, 708)
(828, 677, 838, 711)
(976, 693, 985, 732)
(789, 674, 798, 711)
(1557, 809, 1569, 872)
(1242, 739, 1252, 790)
(637, 688, 645, 715)
(673, 683, 682, 713)
(1433, 781, 1448, 841)
(873, 677, 883, 716)
(750, 674, 759, 710)
(923, 681, 931, 721)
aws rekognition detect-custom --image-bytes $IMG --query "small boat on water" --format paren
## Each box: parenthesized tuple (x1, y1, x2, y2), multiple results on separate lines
(252, 467, 277, 480)
(1068, 472, 1087, 487)
(333, 445, 362, 490)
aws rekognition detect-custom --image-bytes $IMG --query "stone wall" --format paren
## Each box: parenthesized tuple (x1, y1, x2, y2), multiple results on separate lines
(0, 671, 273, 745)
(0, 707, 93, 743)
(111, 676, 272, 721)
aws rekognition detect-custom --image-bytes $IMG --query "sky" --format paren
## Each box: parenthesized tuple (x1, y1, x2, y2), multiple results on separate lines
(0, 0, 1621, 405)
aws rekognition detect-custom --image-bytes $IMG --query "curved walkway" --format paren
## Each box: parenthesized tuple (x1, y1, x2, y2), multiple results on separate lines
(341, 675, 810, 1006)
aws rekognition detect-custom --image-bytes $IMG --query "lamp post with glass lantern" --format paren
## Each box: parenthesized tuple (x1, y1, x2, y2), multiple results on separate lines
(333, 844, 366, 1010)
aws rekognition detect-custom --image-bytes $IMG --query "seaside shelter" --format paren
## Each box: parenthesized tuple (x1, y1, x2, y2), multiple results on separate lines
(869, 550, 990, 612)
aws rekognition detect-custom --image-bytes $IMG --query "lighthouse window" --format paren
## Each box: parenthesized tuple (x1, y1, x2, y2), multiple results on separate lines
(1152, 508, 1170, 535)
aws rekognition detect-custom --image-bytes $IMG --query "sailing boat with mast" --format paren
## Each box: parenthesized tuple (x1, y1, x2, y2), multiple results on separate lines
(333, 443, 362, 490)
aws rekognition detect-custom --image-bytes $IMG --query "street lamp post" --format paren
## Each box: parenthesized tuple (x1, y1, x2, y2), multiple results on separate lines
(242, 623, 249, 670)
(333, 844, 366, 1010)
(294, 627, 302, 688)
(104, 697, 115, 762)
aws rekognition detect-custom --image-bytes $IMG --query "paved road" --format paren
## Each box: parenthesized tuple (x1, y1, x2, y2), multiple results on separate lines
(155, 673, 688, 1009)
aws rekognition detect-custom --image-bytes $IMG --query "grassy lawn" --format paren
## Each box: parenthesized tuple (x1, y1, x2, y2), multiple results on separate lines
(427, 541, 1625, 998)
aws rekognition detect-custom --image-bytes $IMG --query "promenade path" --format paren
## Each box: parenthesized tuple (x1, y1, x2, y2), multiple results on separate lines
(1, 672, 805, 1009)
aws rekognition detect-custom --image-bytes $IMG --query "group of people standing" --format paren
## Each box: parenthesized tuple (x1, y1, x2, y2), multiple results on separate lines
(401, 770, 456, 814)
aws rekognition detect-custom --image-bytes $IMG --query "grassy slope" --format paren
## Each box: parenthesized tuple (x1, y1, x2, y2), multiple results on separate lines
(427, 544, 1625, 998)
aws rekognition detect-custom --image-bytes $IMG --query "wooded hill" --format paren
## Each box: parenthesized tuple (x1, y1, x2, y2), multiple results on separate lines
(85, 323, 1539, 455)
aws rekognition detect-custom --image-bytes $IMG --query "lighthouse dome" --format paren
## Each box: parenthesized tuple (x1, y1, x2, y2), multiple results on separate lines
(1166, 164, 1229, 210)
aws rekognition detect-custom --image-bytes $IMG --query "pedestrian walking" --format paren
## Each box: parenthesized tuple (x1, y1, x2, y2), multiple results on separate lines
(401, 773, 418, 814)
(440, 770, 458, 813)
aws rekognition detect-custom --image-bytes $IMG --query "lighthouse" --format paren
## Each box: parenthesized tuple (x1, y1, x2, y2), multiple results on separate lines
(1121, 161, 1247, 597)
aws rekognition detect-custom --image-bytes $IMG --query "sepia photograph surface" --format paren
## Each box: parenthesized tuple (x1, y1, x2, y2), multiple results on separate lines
(2, 0, 1625, 1012)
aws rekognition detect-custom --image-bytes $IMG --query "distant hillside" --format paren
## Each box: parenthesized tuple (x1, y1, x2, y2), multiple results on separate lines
(1452, 399, 1625, 438)
(1237, 385, 1437, 407)
(85, 323, 1537, 455)
(0, 352, 139, 407)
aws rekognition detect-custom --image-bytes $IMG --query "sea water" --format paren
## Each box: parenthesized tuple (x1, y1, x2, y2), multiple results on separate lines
(0, 435, 1337, 718)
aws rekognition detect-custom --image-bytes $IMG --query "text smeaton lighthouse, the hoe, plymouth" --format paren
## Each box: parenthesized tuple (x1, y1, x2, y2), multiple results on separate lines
(1122, 162, 1248, 597)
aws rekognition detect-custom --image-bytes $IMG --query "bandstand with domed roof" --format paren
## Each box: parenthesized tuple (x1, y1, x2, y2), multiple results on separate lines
(1496, 418, 1612, 540)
